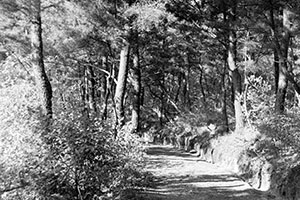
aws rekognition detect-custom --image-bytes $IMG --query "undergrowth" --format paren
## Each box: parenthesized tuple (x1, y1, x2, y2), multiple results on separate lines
(0, 82, 150, 200)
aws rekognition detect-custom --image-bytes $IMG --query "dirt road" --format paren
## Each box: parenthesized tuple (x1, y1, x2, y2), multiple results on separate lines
(136, 145, 278, 200)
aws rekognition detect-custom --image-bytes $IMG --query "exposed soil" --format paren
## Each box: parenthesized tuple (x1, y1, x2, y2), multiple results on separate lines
(136, 145, 279, 200)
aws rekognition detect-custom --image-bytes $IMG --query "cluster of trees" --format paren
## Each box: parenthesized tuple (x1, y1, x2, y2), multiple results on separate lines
(1, 0, 300, 199)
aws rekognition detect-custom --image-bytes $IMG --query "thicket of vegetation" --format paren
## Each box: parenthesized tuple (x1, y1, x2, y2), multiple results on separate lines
(1, 0, 300, 199)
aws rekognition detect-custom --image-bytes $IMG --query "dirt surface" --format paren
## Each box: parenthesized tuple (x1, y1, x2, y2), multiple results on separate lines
(136, 145, 278, 200)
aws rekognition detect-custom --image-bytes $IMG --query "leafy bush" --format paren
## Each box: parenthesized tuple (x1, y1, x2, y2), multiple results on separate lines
(258, 112, 300, 161)
(35, 112, 145, 200)
(0, 81, 148, 200)
(246, 75, 275, 125)
(0, 82, 47, 200)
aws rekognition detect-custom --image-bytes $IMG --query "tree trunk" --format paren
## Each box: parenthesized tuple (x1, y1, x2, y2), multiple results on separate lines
(183, 53, 191, 110)
(114, 42, 130, 130)
(274, 49, 279, 94)
(269, 3, 280, 95)
(273, 7, 291, 113)
(227, 2, 244, 131)
(222, 51, 229, 130)
(102, 56, 110, 120)
(199, 68, 207, 106)
(275, 58, 288, 113)
(140, 86, 145, 106)
(174, 72, 182, 103)
(160, 71, 165, 127)
(101, 56, 109, 101)
(229, 66, 244, 130)
(160, 88, 164, 127)
(130, 36, 141, 134)
(87, 65, 97, 113)
(80, 65, 90, 120)
(31, 0, 52, 118)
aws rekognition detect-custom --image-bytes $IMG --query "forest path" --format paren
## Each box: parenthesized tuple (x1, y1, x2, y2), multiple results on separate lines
(136, 145, 277, 200)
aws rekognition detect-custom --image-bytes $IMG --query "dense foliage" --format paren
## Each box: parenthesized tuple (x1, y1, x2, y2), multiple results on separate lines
(1, 0, 300, 199)
(0, 72, 146, 200)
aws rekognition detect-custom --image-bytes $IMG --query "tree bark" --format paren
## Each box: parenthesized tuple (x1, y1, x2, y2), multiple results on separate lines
(227, 1, 244, 131)
(199, 68, 207, 106)
(174, 72, 182, 103)
(87, 65, 97, 113)
(80, 66, 87, 111)
(114, 42, 130, 130)
(275, 58, 288, 113)
(160, 70, 165, 127)
(183, 53, 191, 110)
(160, 86, 165, 127)
(269, 2, 280, 96)
(229, 66, 244, 130)
(272, 7, 291, 113)
(222, 51, 229, 130)
(31, 0, 52, 118)
(102, 56, 110, 120)
(274, 49, 279, 94)
(130, 34, 141, 134)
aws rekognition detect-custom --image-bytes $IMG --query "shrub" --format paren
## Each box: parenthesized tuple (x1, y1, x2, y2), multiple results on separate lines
(246, 75, 275, 125)
(0, 82, 147, 200)
(0, 82, 47, 200)
(35, 112, 145, 200)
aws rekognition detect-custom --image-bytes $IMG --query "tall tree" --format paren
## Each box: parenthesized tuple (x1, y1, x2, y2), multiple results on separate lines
(166, 0, 245, 129)
(0, 0, 53, 117)
(265, 0, 300, 113)
(130, 31, 142, 134)
(31, 0, 53, 118)
(115, 39, 130, 130)
(226, 0, 245, 130)
(268, 2, 290, 113)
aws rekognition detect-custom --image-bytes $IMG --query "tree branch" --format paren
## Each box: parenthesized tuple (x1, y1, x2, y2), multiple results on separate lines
(286, 72, 300, 94)
(0, 183, 29, 195)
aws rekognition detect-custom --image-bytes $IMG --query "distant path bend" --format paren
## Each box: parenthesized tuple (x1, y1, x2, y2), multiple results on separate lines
(137, 145, 278, 200)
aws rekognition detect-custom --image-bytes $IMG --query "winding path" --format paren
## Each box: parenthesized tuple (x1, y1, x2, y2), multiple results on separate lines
(137, 145, 278, 200)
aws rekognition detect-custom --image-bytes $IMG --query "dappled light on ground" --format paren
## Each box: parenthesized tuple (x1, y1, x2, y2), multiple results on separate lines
(137, 145, 277, 200)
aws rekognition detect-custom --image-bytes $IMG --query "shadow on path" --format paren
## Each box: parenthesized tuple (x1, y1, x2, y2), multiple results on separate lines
(145, 146, 191, 158)
(135, 145, 276, 200)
